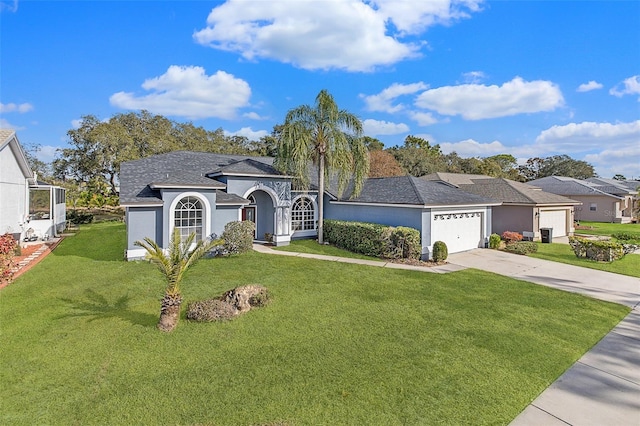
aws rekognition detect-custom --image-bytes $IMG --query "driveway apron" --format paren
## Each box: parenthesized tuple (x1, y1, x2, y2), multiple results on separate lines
(447, 249, 640, 425)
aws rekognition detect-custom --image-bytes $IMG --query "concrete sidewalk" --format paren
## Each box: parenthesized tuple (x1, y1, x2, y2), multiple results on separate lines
(447, 249, 640, 425)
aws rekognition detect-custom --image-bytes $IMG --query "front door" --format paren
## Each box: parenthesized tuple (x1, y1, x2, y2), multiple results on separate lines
(242, 207, 257, 238)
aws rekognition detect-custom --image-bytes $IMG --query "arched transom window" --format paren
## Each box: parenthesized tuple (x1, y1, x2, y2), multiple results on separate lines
(174, 196, 203, 241)
(291, 197, 315, 231)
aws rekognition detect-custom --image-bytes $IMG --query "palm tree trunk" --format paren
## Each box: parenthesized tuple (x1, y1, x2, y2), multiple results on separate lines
(317, 152, 325, 244)
(157, 293, 182, 332)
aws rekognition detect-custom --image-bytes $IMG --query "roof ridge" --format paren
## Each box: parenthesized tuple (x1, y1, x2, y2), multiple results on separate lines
(406, 176, 426, 204)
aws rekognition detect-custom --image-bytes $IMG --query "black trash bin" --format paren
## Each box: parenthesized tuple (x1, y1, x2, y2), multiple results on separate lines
(540, 227, 553, 243)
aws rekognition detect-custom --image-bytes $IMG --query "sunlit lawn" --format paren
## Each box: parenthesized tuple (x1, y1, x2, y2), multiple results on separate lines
(0, 222, 629, 425)
(274, 238, 382, 260)
(575, 220, 640, 237)
(530, 242, 640, 278)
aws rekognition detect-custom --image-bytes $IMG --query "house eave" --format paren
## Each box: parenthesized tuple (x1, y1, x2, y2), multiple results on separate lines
(329, 200, 499, 209)
(121, 202, 164, 207)
(206, 172, 292, 179)
(149, 182, 225, 190)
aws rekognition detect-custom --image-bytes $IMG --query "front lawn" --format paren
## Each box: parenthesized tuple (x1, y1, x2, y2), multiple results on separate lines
(530, 242, 640, 278)
(575, 220, 640, 237)
(0, 222, 629, 425)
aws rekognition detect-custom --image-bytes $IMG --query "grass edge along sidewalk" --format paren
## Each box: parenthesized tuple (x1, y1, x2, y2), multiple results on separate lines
(0, 222, 630, 425)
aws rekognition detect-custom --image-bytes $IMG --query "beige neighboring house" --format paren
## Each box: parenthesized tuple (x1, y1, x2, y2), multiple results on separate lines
(530, 176, 636, 224)
(0, 129, 66, 241)
(425, 173, 581, 239)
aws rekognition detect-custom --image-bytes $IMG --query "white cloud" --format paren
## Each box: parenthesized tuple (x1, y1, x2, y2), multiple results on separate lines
(0, 1, 18, 13)
(408, 111, 438, 126)
(35, 145, 60, 163)
(535, 120, 640, 152)
(414, 77, 564, 120)
(371, 0, 483, 35)
(576, 80, 603, 92)
(224, 127, 268, 141)
(0, 102, 34, 113)
(110, 65, 251, 120)
(584, 149, 640, 179)
(609, 75, 640, 99)
(242, 111, 267, 120)
(71, 119, 83, 129)
(362, 119, 409, 135)
(0, 118, 20, 129)
(461, 71, 486, 84)
(193, 0, 482, 72)
(361, 82, 428, 113)
(440, 139, 509, 156)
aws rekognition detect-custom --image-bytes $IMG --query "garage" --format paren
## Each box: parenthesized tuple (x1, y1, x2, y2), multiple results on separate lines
(431, 211, 483, 254)
(539, 210, 568, 237)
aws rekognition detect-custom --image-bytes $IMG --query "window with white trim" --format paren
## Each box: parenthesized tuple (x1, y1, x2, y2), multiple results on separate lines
(291, 197, 315, 231)
(174, 196, 203, 241)
(590, 203, 597, 211)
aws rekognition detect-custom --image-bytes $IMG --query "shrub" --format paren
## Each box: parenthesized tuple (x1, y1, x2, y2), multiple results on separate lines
(67, 209, 94, 225)
(612, 232, 640, 243)
(221, 220, 255, 255)
(489, 233, 501, 249)
(568, 236, 625, 262)
(324, 219, 421, 260)
(501, 231, 523, 243)
(0, 233, 18, 285)
(504, 241, 538, 255)
(432, 241, 448, 262)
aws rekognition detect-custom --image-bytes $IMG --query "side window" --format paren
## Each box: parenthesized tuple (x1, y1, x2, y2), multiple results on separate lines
(589, 203, 597, 212)
(291, 197, 315, 231)
(174, 196, 203, 241)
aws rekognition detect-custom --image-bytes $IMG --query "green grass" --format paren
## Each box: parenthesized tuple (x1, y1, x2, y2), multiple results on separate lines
(530, 242, 640, 278)
(274, 238, 382, 261)
(0, 222, 629, 425)
(575, 220, 640, 237)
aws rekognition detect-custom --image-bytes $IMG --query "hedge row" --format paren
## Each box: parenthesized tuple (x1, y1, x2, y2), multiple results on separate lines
(324, 219, 421, 260)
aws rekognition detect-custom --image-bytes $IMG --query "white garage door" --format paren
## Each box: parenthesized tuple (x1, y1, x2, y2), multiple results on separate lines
(431, 212, 482, 254)
(539, 210, 567, 237)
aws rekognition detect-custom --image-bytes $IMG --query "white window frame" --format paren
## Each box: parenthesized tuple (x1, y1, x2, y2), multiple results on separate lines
(291, 195, 317, 234)
(169, 192, 212, 243)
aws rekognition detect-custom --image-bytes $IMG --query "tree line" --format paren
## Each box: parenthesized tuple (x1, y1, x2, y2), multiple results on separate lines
(27, 109, 597, 208)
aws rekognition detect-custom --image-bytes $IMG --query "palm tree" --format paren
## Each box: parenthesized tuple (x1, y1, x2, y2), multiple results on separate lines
(275, 89, 369, 243)
(135, 229, 222, 332)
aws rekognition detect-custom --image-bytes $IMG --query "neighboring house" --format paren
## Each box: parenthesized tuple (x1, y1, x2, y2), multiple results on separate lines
(585, 177, 639, 221)
(0, 129, 66, 241)
(424, 173, 581, 239)
(120, 151, 499, 261)
(530, 176, 635, 223)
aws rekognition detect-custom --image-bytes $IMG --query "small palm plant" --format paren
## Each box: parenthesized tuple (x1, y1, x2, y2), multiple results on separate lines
(135, 229, 222, 332)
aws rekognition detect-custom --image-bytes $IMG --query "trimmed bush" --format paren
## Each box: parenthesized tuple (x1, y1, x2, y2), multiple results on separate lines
(504, 241, 538, 255)
(432, 241, 448, 262)
(612, 231, 640, 243)
(221, 220, 255, 255)
(489, 233, 501, 249)
(324, 219, 421, 260)
(67, 209, 94, 225)
(501, 231, 523, 243)
(568, 236, 625, 262)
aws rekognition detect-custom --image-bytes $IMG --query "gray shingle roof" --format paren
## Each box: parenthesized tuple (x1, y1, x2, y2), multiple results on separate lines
(585, 177, 639, 195)
(529, 176, 621, 199)
(337, 176, 495, 206)
(120, 151, 278, 204)
(213, 158, 282, 176)
(424, 173, 579, 205)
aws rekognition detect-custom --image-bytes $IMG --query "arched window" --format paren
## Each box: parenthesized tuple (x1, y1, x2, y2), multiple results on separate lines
(174, 196, 203, 241)
(291, 197, 315, 231)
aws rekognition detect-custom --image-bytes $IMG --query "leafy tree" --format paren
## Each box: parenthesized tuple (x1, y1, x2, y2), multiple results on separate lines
(274, 89, 369, 244)
(369, 150, 405, 178)
(390, 135, 445, 177)
(479, 154, 521, 180)
(613, 174, 626, 181)
(518, 155, 595, 180)
(363, 136, 385, 151)
(135, 229, 222, 332)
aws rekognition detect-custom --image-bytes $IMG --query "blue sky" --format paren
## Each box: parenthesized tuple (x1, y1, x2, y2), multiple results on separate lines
(1, 0, 639, 178)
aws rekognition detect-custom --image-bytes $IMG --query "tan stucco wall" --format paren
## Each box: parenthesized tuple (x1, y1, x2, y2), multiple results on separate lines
(573, 195, 622, 223)
(492, 205, 533, 236)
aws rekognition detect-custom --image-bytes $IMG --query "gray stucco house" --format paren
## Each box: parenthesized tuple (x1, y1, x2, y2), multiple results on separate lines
(120, 151, 499, 260)
(425, 173, 581, 238)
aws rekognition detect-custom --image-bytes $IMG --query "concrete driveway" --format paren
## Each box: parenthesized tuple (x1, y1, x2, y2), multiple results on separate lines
(447, 249, 640, 425)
